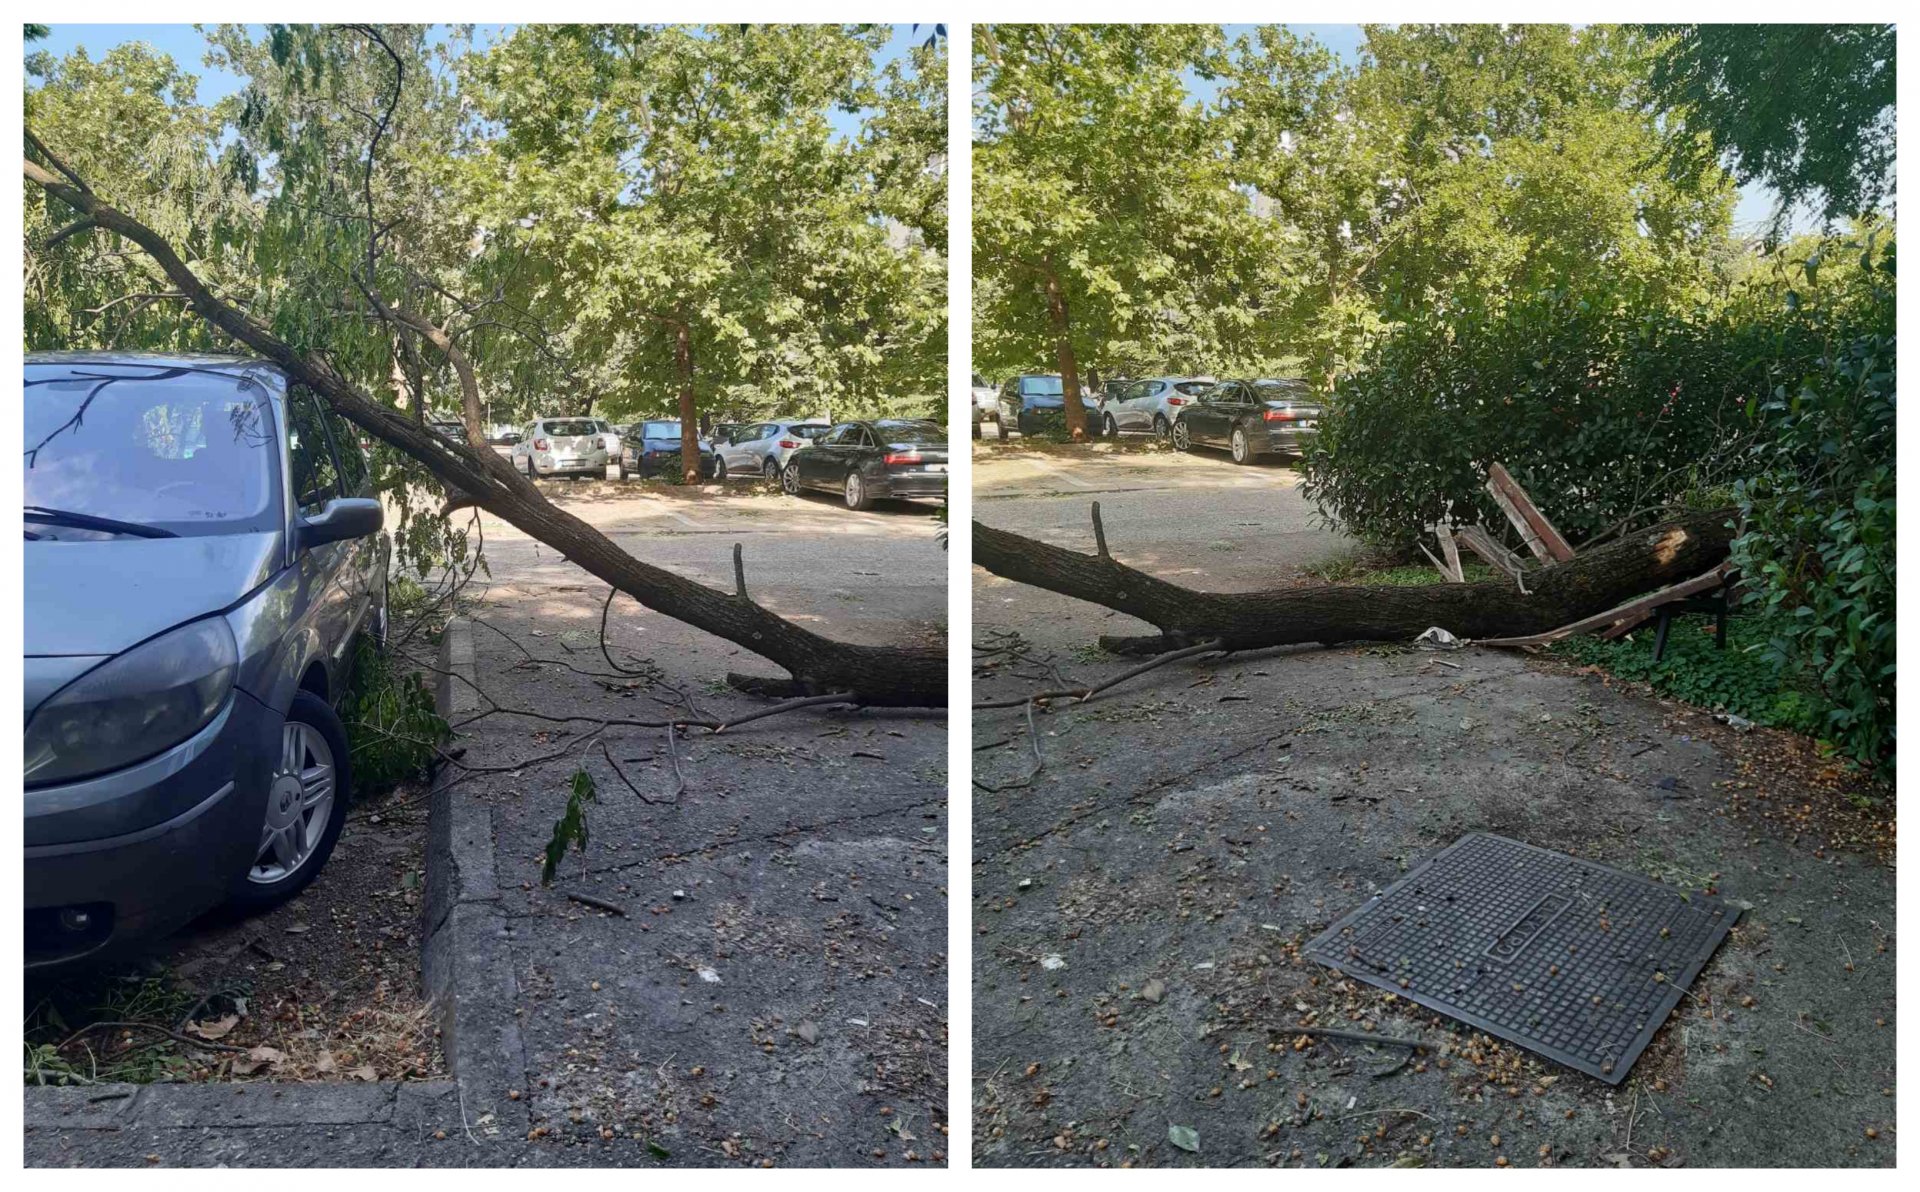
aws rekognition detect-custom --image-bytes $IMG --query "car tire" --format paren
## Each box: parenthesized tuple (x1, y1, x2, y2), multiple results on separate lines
(1153, 414, 1171, 441)
(763, 457, 781, 483)
(972, 418, 982, 440)
(995, 417, 1008, 441)
(1231, 427, 1252, 465)
(845, 472, 872, 511)
(1103, 413, 1119, 438)
(781, 463, 802, 496)
(713, 457, 727, 481)
(523, 456, 536, 479)
(1172, 420, 1193, 452)
(228, 691, 352, 913)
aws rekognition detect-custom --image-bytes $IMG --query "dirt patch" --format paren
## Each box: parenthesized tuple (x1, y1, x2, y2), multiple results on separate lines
(24, 785, 444, 1088)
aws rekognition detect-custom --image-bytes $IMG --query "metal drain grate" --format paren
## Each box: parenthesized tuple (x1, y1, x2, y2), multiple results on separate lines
(1305, 834, 1739, 1083)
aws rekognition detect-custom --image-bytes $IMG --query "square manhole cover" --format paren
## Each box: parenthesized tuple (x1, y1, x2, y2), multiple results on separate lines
(1305, 834, 1739, 1083)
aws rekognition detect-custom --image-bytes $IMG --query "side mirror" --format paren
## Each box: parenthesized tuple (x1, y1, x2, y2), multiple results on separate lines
(297, 497, 384, 551)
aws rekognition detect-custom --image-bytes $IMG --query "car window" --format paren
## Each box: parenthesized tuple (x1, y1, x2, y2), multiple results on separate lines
(822, 424, 856, 446)
(1172, 381, 1214, 396)
(286, 389, 342, 515)
(327, 408, 369, 491)
(543, 419, 598, 437)
(788, 424, 831, 441)
(1020, 376, 1065, 397)
(875, 422, 943, 446)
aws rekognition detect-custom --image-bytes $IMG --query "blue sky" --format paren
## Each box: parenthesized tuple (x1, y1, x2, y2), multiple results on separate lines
(26, 23, 934, 141)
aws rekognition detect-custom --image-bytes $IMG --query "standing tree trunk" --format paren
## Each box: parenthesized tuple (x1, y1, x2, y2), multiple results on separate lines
(1043, 266, 1089, 441)
(674, 321, 700, 484)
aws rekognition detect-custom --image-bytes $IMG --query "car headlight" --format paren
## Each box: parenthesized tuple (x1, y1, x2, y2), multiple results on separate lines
(24, 617, 238, 786)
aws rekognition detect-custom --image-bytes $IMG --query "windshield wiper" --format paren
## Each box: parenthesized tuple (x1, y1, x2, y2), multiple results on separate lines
(23, 506, 178, 539)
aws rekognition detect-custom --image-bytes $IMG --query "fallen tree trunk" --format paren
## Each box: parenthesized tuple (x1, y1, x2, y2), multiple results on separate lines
(26, 150, 944, 708)
(973, 507, 1737, 655)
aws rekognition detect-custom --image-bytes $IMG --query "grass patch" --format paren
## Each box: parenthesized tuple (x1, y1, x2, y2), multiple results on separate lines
(24, 974, 204, 1086)
(1547, 614, 1826, 739)
(1307, 552, 1496, 587)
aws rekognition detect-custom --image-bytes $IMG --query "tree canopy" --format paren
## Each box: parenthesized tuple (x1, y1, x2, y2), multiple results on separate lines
(25, 23, 947, 464)
(973, 23, 1741, 390)
(1642, 23, 1896, 234)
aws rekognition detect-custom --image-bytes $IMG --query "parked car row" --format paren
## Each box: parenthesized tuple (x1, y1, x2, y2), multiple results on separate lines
(500, 412, 947, 508)
(972, 371, 1324, 464)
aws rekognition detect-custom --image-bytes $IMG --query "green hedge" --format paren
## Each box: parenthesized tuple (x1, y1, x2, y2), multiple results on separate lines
(1303, 230, 1894, 776)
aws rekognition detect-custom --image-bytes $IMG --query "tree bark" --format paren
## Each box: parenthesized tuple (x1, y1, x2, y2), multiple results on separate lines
(973, 507, 1737, 655)
(674, 320, 699, 484)
(26, 153, 945, 707)
(1042, 266, 1089, 441)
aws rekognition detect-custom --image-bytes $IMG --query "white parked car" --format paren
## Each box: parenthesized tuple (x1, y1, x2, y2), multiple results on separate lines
(713, 419, 832, 481)
(509, 417, 617, 479)
(1100, 376, 1217, 439)
(972, 373, 998, 420)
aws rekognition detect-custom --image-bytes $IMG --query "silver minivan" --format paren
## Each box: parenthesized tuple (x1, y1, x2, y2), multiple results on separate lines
(23, 353, 388, 969)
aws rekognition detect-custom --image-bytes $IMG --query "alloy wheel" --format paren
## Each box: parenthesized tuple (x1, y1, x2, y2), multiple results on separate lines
(845, 473, 864, 509)
(763, 457, 780, 481)
(1172, 422, 1192, 451)
(1231, 428, 1249, 463)
(249, 722, 336, 885)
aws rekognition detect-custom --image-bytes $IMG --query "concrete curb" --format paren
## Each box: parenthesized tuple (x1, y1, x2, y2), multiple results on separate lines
(421, 617, 531, 1138)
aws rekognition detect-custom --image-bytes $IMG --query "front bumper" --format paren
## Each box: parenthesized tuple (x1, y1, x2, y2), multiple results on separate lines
(24, 689, 281, 970)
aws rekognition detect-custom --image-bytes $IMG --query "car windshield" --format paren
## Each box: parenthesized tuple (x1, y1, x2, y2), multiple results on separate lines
(1172, 381, 1214, 396)
(641, 421, 684, 439)
(877, 422, 944, 446)
(24, 365, 280, 537)
(1020, 377, 1065, 396)
(543, 420, 598, 437)
(787, 425, 831, 441)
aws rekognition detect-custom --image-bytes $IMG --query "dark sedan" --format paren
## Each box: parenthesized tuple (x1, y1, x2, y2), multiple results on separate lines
(620, 419, 719, 480)
(1172, 378, 1324, 464)
(782, 419, 948, 510)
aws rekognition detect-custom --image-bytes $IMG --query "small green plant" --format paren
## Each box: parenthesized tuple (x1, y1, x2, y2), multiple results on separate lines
(541, 768, 598, 884)
(1549, 614, 1828, 740)
(341, 638, 450, 795)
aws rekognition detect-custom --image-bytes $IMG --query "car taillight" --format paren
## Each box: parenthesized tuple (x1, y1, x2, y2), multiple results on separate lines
(884, 451, 922, 466)
(1166, 396, 1188, 406)
(778, 439, 802, 449)
(534, 437, 550, 451)
(1264, 408, 1297, 422)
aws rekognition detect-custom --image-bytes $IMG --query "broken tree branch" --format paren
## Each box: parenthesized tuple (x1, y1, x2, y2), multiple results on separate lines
(26, 146, 944, 708)
(973, 506, 1737, 655)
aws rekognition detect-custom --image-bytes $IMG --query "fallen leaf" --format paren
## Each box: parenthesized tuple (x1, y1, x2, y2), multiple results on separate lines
(187, 1014, 240, 1040)
(316, 1051, 337, 1074)
(794, 1020, 819, 1045)
(349, 1065, 378, 1082)
(1168, 1123, 1200, 1153)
